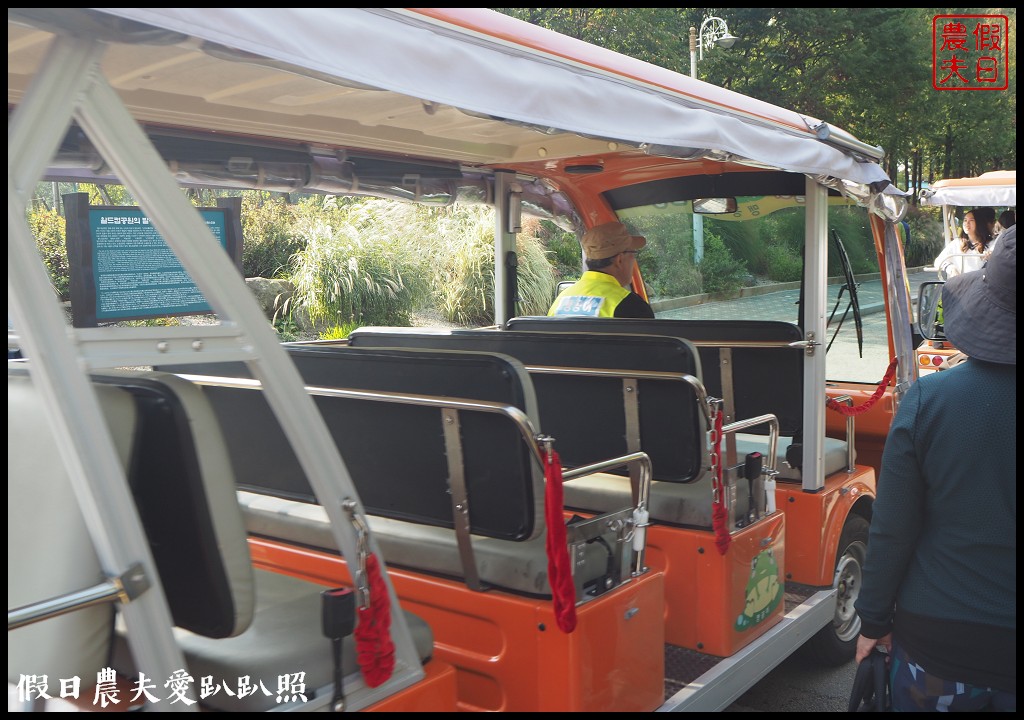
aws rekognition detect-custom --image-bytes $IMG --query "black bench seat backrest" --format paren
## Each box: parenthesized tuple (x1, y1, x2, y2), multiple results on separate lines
(89, 372, 248, 639)
(347, 328, 706, 483)
(167, 346, 542, 542)
(505, 316, 804, 438)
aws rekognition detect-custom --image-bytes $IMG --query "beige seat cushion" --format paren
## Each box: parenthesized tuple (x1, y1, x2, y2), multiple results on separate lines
(8, 373, 135, 683)
(239, 491, 611, 597)
(173, 569, 434, 712)
(734, 433, 852, 480)
(560, 434, 852, 528)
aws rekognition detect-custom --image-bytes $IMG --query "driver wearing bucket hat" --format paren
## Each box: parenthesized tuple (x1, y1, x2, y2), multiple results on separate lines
(854, 225, 1015, 710)
(548, 221, 655, 318)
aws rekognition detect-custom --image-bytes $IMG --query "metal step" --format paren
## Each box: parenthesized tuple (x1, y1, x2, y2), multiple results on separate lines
(660, 586, 835, 711)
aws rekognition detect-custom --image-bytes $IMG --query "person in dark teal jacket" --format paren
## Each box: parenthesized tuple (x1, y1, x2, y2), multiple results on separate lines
(548, 221, 654, 319)
(855, 226, 1016, 711)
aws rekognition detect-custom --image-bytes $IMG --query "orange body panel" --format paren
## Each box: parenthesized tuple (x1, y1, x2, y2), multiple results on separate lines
(645, 513, 785, 657)
(249, 539, 666, 713)
(364, 658, 459, 712)
(928, 170, 1016, 191)
(775, 466, 876, 586)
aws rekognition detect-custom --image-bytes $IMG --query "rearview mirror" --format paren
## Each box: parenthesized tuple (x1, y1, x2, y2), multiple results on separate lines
(917, 281, 946, 341)
(692, 197, 737, 214)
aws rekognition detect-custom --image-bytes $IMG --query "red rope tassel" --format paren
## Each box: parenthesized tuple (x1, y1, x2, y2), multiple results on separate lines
(355, 553, 395, 687)
(543, 448, 577, 633)
(712, 501, 730, 555)
(711, 406, 731, 555)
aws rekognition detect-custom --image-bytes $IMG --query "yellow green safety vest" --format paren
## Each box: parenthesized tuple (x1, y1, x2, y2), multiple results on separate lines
(548, 271, 630, 317)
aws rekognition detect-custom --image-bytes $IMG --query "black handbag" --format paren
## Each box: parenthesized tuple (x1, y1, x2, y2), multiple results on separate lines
(847, 648, 892, 712)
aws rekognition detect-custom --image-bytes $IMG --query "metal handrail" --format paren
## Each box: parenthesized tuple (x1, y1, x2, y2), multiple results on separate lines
(176, 373, 655, 592)
(828, 395, 857, 471)
(8, 562, 148, 630)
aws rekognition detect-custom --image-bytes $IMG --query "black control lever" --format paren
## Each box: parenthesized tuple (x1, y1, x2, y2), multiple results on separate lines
(743, 452, 764, 523)
(322, 587, 357, 712)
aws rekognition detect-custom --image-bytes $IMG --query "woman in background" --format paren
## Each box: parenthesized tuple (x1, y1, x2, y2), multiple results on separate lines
(933, 207, 996, 277)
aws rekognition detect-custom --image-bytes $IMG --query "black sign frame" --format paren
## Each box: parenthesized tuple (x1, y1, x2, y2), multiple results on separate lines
(64, 193, 243, 327)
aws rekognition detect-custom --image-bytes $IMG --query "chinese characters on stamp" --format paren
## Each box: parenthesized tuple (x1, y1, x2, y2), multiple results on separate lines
(933, 14, 1009, 91)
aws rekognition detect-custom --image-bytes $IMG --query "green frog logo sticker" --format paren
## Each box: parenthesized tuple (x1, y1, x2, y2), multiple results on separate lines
(735, 548, 783, 631)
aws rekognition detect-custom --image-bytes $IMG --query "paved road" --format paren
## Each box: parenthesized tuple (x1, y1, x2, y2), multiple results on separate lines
(724, 645, 860, 712)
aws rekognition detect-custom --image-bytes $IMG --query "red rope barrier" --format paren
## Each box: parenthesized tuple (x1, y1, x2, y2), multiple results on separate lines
(826, 358, 899, 416)
(355, 553, 395, 687)
(543, 448, 577, 633)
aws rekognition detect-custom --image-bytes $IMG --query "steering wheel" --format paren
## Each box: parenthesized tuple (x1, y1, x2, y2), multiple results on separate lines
(826, 231, 864, 357)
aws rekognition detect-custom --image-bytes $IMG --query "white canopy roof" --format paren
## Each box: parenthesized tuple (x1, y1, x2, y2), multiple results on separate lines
(919, 171, 1016, 207)
(9, 8, 894, 190)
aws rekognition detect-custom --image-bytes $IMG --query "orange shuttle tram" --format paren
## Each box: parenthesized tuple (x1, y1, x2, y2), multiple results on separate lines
(9, 7, 916, 712)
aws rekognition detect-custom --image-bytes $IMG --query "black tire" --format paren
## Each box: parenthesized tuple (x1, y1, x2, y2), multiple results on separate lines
(803, 513, 869, 666)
